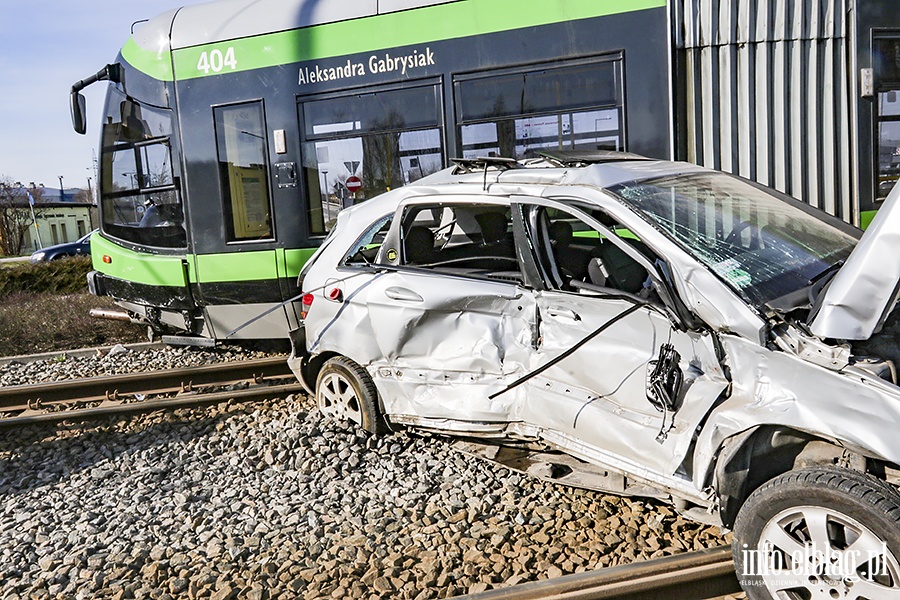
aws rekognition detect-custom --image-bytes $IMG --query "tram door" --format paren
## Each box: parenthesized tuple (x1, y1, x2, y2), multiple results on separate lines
(874, 34, 900, 202)
(190, 100, 296, 340)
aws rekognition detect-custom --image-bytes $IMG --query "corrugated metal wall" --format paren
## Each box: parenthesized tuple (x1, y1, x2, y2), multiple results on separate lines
(674, 0, 854, 220)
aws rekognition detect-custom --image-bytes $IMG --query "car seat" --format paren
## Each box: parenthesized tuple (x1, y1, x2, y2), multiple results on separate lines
(587, 241, 648, 294)
(475, 212, 514, 257)
(404, 226, 436, 265)
(548, 220, 589, 280)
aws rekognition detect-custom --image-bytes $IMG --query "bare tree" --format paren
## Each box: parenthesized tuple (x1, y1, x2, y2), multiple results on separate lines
(361, 110, 404, 199)
(0, 177, 44, 256)
(73, 188, 94, 204)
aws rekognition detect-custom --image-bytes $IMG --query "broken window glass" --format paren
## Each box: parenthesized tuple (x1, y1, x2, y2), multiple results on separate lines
(524, 205, 655, 298)
(344, 214, 393, 266)
(609, 174, 858, 306)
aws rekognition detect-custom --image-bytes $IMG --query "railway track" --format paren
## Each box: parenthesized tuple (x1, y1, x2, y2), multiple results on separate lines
(2, 353, 743, 598)
(0, 356, 305, 425)
(461, 545, 741, 600)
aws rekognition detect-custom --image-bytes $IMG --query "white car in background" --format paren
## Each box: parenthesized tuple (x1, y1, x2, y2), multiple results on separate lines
(289, 151, 900, 599)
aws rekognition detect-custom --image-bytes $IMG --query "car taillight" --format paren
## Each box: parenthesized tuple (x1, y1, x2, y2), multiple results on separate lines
(300, 293, 314, 320)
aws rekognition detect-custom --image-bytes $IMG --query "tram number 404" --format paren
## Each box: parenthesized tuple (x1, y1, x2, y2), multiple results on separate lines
(197, 48, 237, 74)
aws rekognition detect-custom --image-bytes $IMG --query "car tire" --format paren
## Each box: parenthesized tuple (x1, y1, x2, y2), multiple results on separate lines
(733, 466, 900, 599)
(315, 356, 387, 434)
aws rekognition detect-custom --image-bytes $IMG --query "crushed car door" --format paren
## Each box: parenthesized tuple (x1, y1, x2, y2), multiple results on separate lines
(507, 198, 729, 478)
(366, 198, 536, 429)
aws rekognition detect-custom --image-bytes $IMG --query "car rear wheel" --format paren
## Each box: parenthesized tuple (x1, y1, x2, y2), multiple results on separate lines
(315, 356, 387, 434)
(733, 467, 900, 600)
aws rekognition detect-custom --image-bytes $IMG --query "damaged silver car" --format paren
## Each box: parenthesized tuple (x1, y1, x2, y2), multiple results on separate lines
(289, 151, 900, 599)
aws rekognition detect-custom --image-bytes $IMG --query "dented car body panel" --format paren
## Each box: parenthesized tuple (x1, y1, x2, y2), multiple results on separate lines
(809, 183, 900, 340)
(363, 271, 535, 423)
(292, 155, 900, 518)
(693, 333, 900, 489)
(523, 290, 729, 477)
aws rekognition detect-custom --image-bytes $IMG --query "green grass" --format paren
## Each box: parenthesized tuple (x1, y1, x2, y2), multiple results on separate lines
(0, 257, 93, 295)
(0, 257, 146, 356)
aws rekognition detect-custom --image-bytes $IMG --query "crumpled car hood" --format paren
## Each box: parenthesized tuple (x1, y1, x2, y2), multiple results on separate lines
(809, 184, 900, 340)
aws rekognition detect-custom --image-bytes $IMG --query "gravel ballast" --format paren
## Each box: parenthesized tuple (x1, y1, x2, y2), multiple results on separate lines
(0, 347, 729, 599)
(0, 345, 280, 387)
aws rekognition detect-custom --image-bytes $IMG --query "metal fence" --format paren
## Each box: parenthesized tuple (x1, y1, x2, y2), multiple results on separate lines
(674, 0, 854, 220)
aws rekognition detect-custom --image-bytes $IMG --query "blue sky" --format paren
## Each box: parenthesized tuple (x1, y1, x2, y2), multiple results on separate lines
(0, 0, 205, 192)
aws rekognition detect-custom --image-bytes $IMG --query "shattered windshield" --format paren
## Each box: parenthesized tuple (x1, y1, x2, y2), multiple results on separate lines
(609, 173, 859, 306)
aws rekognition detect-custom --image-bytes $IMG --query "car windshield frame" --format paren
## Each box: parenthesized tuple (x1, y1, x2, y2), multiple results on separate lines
(606, 172, 861, 308)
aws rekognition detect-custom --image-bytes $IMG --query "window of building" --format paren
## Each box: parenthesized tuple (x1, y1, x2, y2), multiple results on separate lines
(76, 220, 86, 238)
(60, 223, 68, 243)
(214, 102, 274, 242)
(300, 83, 444, 236)
(50, 224, 59, 246)
(454, 58, 624, 159)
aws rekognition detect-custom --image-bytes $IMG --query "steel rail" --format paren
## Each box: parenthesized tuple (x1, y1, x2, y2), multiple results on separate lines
(0, 357, 292, 407)
(459, 546, 740, 600)
(1, 382, 305, 426)
(0, 357, 302, 425)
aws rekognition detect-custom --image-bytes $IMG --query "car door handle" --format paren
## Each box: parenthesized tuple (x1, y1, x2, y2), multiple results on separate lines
(547, 307, 581, 321)
(384, 287, 424, 303)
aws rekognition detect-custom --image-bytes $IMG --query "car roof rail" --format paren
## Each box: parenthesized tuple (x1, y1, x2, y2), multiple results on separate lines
(535, 149, 653, 167)
(450, 156, 520, 175)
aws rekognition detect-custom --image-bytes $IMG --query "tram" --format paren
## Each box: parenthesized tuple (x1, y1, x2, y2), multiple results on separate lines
(71, 0, 900, 342)
(70, 0, 670, 342)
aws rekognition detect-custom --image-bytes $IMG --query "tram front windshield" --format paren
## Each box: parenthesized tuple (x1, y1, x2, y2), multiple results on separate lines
(99, 88, 185, 248)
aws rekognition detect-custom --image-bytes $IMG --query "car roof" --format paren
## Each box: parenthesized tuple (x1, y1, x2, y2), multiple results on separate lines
(331, 153, 710, 240)
(410, 153, 709, 193)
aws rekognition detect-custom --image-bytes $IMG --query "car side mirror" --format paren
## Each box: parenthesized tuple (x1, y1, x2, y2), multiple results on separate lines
(71, 91, 87, 135)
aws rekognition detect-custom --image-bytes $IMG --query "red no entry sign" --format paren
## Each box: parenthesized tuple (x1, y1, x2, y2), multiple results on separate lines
(346, 176, 362, 192)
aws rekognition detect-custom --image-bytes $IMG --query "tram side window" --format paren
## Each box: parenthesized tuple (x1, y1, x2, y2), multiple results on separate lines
(875, 38, 900, 200)
(100, 90, 185, 248)
(214, 102, 273, 242)
(454, 59, 624, 160)
(300, 83, 444, 236)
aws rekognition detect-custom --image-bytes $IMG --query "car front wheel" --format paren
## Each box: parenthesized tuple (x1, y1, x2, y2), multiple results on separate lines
(733, 467, 900, 599)
(315, 356, 387, 434)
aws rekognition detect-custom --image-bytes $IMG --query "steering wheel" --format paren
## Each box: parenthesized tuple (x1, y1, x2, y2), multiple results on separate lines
(724, 221, 759, 250)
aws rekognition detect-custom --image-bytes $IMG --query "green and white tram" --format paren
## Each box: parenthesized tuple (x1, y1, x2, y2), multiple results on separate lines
(71, 0, 671, 342)
(74, 0, 900, 342)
